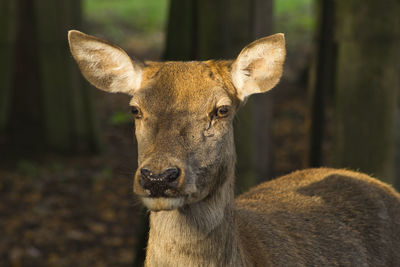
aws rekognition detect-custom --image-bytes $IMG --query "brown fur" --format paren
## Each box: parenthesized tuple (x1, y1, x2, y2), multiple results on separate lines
(237, 168, 400, 266)
(68, 31, 400, 266)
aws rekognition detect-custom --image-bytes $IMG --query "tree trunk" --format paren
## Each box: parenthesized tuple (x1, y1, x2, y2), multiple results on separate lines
(163, 0, 198, 60)
(6, 0, 43, 152)
(396, 80, 400, 191)
(333, 0, 400, 184)
(0, 0, 17, 133)
(396, 95, 400, 191)
(33, 0, 99, 152)
(250, 0, 274, 183)
(1, 0, 100, 154)
(308, 0, 336, 167)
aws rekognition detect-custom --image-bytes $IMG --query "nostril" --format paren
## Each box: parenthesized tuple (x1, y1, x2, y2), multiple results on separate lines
(162, 167, 181, 183)
(139, 168, 153, 189)
(140, 168, 153, 179)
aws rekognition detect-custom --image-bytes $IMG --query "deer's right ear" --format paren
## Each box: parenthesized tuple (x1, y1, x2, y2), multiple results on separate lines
(68, 30, 143, 94)
(231, 33, 286, 101)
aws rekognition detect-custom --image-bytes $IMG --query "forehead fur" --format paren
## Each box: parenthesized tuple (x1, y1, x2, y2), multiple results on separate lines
(132, 60, 239, 111)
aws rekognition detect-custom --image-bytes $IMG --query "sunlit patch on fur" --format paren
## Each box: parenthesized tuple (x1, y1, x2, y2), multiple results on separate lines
(142, 197, 185, 211)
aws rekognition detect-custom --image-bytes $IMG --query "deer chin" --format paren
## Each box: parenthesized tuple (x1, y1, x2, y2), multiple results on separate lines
(141, 197, 185, 211)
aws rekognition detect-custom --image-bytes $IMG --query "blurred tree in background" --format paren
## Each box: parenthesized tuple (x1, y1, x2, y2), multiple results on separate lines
(307, 0, 335, 167)
(165, 0, 275, 193)
(0, 0, 99, 155)
(309, 0, 400, 185)
(0, 0, 17, 135)
(333, 0, 400, 184)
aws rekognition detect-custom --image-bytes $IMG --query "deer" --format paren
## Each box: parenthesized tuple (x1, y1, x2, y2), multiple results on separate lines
(68, 30, 400, 266)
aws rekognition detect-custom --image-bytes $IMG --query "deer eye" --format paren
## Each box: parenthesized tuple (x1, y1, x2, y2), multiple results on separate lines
(131, 106, 142, 119)
(216, 105, 230, 118)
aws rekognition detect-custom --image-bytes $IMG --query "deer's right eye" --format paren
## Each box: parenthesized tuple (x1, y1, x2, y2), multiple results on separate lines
(216, 105, 230, 118)
(131, 106, 142, 119)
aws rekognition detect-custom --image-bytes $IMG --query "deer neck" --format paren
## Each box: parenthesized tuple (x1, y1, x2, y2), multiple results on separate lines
(145, 166, 247, 266)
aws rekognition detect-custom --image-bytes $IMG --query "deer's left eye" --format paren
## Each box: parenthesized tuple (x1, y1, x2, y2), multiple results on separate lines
(216, 106, 230, 118)
(131, 106, 142, 119)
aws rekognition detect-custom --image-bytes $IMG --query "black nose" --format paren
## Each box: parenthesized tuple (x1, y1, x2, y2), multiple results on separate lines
(139, 167, 181, 197)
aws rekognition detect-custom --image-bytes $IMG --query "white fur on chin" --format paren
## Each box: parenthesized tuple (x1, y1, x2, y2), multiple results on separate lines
(142, 197, 185, 211)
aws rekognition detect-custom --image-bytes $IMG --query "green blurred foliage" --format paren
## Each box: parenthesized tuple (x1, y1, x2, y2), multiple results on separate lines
(276, 0, 315, 29)
(84, 0, 168, 43)
(83, 0, 314, 48)
(109, 111, 132, 126)
(275, 0, 315, 48)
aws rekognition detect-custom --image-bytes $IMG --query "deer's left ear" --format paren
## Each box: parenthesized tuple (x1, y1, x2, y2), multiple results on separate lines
(231, 33, 286, 100)
(68, 30, 143, 95)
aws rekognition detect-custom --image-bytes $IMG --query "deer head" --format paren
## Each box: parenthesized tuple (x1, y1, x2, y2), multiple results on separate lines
(68, 30, 285, 211)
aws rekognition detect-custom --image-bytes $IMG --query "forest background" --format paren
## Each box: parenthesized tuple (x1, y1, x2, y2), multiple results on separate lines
(1, 0, 399, 266)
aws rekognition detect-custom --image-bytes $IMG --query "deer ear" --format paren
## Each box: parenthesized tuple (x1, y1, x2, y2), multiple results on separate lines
(231, 33, 286, 100)
(68, 30, 143, 94)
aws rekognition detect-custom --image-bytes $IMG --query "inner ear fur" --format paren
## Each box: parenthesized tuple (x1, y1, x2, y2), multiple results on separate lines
(68, 30, 143, 94)
(231, 33, 286, 100)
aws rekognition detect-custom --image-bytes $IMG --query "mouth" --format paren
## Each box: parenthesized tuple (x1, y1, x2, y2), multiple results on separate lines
(141, 196, 185, 211)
